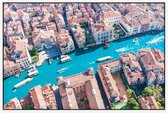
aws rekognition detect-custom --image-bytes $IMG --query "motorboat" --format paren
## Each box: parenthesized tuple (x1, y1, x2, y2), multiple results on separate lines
(48, 58, 53, 64)
(28, 69, 39, 77)
(15, 73, 20, 78)
(60, 55, 71, 63)
(57, 68, 67, 73)
(133, 38, 139, 44)
(96, 56, 112, 62)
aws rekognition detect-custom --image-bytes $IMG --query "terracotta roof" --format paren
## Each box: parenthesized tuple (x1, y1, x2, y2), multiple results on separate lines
(4, 97, 22, 109)
(57, 68, 104, 109)
(102, 11, 121, 19)
(138, 96, 159, 109)
(29, 85, 47, 109)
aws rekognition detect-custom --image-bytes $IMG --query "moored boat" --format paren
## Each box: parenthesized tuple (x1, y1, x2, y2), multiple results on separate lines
(60, 55, 71, 63)
(28, 70, 39, 77)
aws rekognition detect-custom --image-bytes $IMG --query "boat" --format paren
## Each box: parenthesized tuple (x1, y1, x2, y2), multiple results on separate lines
(115, 47, 126, 52)
(104, 43, 109, 49)
(28, 70, 39, 77)
(60, 55, 71, 63)
(57, 68, 67, 73)
(15, 73, 20, 78)
(14, 78, 33, 89)
(133, 38, 138, 44)
(48, 58, 53, 64)
(96, 56, 112, 62)
(83, 47, 88, 50)
(146, 36, 164, 45)
(28, 65, 36, 73)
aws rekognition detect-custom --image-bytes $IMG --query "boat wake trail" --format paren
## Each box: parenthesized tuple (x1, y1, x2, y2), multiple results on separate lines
(146, 36, 164, 45)
(115, 47, 127, 53)
(89, 61, 95, 65)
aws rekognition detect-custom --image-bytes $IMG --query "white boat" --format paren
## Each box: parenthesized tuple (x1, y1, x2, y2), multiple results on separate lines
(83, 47, 88, 50)
(96, 56, 112, 62)
(133, 38, 138, 44)
(28, 65, 36, 73)
(14, 78, 33, 89)
(49, 58, 53, 64)
(28, 70, 39, 77)
(115, 47, 126, 52)
(60, 55, 71, 63)
(57, 68, 67, 73)
(146, 36, 164, 45)
(15, 73, 20, 78)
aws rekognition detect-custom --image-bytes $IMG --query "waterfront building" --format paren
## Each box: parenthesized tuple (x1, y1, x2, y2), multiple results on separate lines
(41, 84, 58, 109)
(4, 97, 22, 109)
(138, 48, 164, 85)
(57, 68, 105, 109)
(29, 85, 48, 109)
(57, 29, 75, 54)
(101, 11, 122, 25)
(91, 21, 114, 45)
(98, 60, 128, 108)
(120, 52, 145, 85)
(138, 96, 159, 109)
(32, 29, 57, 51)
(20, 84, 57, 109)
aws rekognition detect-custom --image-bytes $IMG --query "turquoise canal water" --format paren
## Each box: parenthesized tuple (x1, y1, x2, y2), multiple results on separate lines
(4, 31, 164, 104)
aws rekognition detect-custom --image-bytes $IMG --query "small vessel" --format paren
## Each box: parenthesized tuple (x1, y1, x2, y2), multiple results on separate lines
(48, 58, 53, 64)
(115, 47, 126, 52)
(57, 68, 67, 73)
(133, 38, 138, 44)
(104, 43, 109, 49)
(15, 73, 20, 78)
(28, 65, 36, 73)
(96, 56, 112, 62)
(14, 78, 33, 89)
(83, 47, 88, 50)
(28, 70, 39, 77)
(60, 55, 71, 63)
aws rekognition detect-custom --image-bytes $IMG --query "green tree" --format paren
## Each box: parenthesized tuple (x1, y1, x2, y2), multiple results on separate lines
(142, 85, 162, 100)
(22, 105, 34, 110)
(127, 98, 140, 110)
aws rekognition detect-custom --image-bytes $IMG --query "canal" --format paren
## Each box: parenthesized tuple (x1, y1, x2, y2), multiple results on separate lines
(4, 31, 164, 106)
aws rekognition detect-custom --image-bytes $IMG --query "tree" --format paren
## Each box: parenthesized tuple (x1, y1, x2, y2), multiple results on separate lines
(142, 85, 162, 100)
(22, 105, 34, 110)
(127, 98, 140, 110)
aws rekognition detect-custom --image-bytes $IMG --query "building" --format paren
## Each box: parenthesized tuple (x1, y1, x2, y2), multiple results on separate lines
(138, 96, 159, 109)
(57, 29, 75, 54)
(98, 60, 128, 108)
(101, 11, 122, 25)
(57, 68, 105, 109)
(32, 29, 57, 51)
(4, 97, 22, 109)
(7, 37, 32, 70)
(91, 21, 114, 45)
(20, 84, 57, 109)
(71, 23, 86, 49)
(4, 47, 21, 78)
(41, 84, 58, 109)
(29, 85, 47, 109)
(120, 52, 145, 85)
(138, 48, 164, 85)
